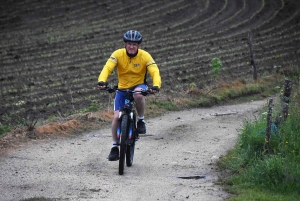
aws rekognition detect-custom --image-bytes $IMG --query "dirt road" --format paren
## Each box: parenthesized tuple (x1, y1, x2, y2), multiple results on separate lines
(0, 100, 266, 201)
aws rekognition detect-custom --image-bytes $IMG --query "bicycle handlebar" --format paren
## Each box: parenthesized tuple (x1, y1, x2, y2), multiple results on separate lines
(101, 86, 154, 96)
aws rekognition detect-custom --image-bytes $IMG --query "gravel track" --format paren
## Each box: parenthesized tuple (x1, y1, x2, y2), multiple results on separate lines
(0, 100, 267, 201)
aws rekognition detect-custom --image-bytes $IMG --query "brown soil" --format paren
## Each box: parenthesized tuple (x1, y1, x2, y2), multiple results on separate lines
(0, 0, 299, 125)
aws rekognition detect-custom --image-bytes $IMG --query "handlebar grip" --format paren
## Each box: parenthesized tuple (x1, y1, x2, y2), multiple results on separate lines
(106, 87, 115, 93)
(97, 81, 108, 87)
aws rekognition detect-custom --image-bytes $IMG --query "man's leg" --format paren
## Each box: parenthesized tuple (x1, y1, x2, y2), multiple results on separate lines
(108, 111, 120, 161)
(108, 91, 124, 161)
(111, 110, 119, 142)
(134, 85, 147, 134)
(134, 87, 145, 117)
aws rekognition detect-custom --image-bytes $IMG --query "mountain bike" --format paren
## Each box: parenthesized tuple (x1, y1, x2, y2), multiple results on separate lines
(104, 86, 150, 175)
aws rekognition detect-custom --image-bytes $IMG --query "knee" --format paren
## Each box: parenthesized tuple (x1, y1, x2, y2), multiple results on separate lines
(113, 113, 119, 120)
(113, 112, 119, 122)
(134, 93, 144, 102)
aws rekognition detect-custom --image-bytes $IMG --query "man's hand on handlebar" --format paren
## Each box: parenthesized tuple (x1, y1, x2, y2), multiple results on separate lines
(98, 83, 159, 94)
(149, 86, 159, 93)
(97, 81, 108, 90)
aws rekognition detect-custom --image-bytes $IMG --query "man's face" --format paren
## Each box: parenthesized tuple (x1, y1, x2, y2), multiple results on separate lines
(125, 42, 140, 55)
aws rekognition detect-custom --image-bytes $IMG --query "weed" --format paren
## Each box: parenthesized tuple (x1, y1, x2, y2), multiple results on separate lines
(189, 82, 196, 89)
(211, 57, 222, 80)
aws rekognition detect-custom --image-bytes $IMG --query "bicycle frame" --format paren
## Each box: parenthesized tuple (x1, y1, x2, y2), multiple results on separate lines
(116, 90, 136, 142)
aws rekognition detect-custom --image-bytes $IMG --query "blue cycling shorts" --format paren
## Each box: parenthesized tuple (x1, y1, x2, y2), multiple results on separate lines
(114, 84, 148, 111)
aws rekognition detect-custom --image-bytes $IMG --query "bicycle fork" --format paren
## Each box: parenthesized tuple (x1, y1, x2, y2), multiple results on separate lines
(116, 111, 135, 143)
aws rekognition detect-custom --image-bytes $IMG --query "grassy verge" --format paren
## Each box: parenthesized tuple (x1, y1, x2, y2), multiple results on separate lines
(0, 74, 285, 136)
(218, 87, 300, 200)
(145, 75, 283, 113)
(0, 74, 289, 147)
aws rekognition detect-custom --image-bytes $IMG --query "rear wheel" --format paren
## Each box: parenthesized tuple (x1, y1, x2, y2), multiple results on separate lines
(119, 114, 128, 175)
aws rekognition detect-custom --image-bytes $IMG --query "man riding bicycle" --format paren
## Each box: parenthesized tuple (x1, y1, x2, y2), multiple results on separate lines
(97, 30, 162, 161)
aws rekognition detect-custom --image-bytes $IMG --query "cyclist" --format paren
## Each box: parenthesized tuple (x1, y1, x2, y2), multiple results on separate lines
(97, 30, 162, 161)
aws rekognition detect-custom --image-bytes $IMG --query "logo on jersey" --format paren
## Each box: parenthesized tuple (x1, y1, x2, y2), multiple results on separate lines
(134, 63, 140, 67)
(146, 60, 156, 67)
(109, 55, 117, 63)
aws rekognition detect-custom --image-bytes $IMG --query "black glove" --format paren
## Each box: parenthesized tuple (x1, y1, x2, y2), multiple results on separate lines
(97, 81, 108, 87)
(107, 87, 115, 93)
(151, 86, 159, 92)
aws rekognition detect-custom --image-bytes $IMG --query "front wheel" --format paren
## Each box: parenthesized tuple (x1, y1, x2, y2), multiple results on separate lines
(126, 112, 136, 167)
(119, 114, 129, 175)
(126, 140, 135, 167)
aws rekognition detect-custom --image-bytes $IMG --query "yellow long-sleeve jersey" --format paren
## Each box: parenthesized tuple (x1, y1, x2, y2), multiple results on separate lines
(98, 48, 161, 89)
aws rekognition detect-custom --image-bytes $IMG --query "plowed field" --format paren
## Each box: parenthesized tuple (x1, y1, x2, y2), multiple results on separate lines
(1, 0, 299, 124)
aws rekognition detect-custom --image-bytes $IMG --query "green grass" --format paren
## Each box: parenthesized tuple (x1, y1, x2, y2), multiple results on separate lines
(154, 100, 178, 110)
(218, 94, 300, 200)
(226, 188, 299, 201)
(162, 75, 283, 110)
(0, 125, 12, 135)
(79, 104, 99, 113)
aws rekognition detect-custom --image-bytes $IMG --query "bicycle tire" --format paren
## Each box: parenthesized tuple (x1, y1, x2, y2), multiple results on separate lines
(126, 111, 136, 167)
(119, 114, 128, 175)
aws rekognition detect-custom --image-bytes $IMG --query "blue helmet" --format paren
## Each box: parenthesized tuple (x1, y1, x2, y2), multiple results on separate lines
(123, 30, 142, 44)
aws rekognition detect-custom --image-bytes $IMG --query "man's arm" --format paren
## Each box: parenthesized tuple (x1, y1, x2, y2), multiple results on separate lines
(98, 55, 117, 83)
(144, 52, 161, 89)
(148, 64, 161, 89)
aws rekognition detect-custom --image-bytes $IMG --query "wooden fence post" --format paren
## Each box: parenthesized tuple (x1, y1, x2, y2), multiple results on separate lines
(275, 80, 292, 127)
(248, 31, 258, 81)
(281, 80, 292, 120)
(264, 98, 273, 155)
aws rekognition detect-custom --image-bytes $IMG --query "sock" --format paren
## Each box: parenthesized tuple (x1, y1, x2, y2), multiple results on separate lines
(112, 141, 119, 147)
(138, 116, 144, 121)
